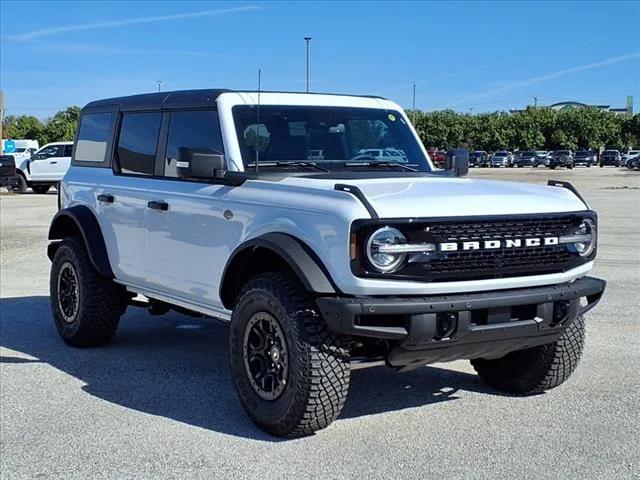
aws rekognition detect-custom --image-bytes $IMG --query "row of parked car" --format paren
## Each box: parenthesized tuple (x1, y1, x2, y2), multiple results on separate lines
(428, 148, 640, 169)
(0, 141, 74, 193)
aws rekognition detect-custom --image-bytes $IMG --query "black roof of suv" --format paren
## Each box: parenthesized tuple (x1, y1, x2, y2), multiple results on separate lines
(83, 89, 386, 112)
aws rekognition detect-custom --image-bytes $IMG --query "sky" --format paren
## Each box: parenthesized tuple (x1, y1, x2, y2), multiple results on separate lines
(1, 0, 639, 119)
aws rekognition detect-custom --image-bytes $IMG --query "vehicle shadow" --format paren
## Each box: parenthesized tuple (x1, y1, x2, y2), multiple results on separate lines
(0, 295, 498, 441)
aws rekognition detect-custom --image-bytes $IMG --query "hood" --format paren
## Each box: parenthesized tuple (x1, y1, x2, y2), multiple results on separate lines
(279, 175, 588, 218)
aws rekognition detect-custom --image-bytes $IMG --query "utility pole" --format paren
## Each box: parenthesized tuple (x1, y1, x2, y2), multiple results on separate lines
(0, 91, 4, 155)
(533, 96, 538, 107)
(304, 37, 312, 93)
(157, 80, 163, 92)
(412, 82, 416, 124)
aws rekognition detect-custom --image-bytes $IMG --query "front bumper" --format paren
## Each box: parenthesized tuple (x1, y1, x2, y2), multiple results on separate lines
(317, 276, 605, 367)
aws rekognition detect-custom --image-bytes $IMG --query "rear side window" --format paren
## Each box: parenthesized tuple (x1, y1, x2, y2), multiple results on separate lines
(117, 112, 162, 175)
(63, 144, 73, 156)
(75, 113, 113, 162)
(164, 110, 224, 178)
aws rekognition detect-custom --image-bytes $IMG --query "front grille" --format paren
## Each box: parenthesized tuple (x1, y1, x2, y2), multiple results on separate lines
(353, 213, 593, 282)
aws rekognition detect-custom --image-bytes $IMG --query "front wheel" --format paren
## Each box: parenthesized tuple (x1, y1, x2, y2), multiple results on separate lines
(471, 316, 586, 394)
(229, 272, 350, 437)
(50, 237, 126, 347)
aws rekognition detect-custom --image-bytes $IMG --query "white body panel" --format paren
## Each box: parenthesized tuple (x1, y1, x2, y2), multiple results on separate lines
(19, 142, 72, 182)
(59, 91, 595, 320)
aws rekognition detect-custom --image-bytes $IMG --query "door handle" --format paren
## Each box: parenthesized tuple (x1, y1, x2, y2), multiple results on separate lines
(97, 194, 114, 203)
(147, 200, 169, 211)
(50, 161, 58, 164)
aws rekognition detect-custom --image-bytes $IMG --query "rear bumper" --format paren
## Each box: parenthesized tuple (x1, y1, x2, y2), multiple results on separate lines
(317, 276, 605, 367)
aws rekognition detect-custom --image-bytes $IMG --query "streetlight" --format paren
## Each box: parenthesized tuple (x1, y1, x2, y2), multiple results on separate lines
(304, 37, 312, 93)
(157, 80, 163, 92)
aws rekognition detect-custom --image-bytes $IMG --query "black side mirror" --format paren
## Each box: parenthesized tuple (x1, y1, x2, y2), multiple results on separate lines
(177, 147, 226, 180)
(445, 148, 469, 177)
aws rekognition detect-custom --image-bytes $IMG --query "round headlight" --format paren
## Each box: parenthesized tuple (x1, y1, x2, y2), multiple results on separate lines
(575, 218, 597, 257)
(366, 227, 407, 273)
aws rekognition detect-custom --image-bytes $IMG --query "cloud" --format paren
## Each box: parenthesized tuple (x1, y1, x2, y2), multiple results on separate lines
(445, 52, 640, 108)
(5, 5, 260, 41)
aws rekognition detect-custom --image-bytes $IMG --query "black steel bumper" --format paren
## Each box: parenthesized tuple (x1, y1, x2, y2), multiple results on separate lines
(317, 277, 605, 367)
(0, 175, 18, 187)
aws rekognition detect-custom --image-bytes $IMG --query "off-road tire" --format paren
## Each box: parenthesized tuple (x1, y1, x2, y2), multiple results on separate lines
(471, 316, 586, 394)
(50, 237, 126, 347)
(8, 173, 27, 193)
(229, 272, 350, 437)
(32, 184, 51, 194)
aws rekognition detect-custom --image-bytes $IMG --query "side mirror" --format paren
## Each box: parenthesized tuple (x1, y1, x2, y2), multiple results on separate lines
(177, 147, 226, 180)
(445, 148, 469, 177)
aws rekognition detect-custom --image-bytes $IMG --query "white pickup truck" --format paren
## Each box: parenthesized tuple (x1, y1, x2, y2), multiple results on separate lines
(8, 141, 73, 194)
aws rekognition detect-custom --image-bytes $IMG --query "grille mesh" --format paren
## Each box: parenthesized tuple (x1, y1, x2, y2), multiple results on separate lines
(355, 214, 591, 282)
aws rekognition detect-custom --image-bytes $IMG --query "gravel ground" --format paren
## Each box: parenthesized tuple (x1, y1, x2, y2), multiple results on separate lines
(1, 167, 639, 480)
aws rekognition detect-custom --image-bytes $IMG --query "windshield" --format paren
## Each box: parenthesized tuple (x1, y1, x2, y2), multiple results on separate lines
(494, 152, 508, 157)
(518, 151, 535, 156)
(233, 105, 431, 172)
(14, 148, 27, 153)
(555, 150, 571, 155)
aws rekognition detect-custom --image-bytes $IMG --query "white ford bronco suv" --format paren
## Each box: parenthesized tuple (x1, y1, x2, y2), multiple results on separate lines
(48, 89, 605, 437)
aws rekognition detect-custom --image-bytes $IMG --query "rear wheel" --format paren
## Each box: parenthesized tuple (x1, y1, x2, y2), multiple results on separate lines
(471, 316, 586, 394)
(50, 237, 126, 347)
(8, 173, 27, 193)
(229, 272, 350, 437)
(32, 184, 51, 194)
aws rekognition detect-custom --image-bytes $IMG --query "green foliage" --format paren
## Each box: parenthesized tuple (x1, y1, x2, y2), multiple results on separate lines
(3, 115, 47, 145)
(408, 107, 638, 151)
(2, 105, 638, 153)
(44, 106, 81, 142)
(2, 106, 81, 145)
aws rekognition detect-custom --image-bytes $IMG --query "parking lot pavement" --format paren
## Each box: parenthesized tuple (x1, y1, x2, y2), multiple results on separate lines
(1, 168, 639, 480)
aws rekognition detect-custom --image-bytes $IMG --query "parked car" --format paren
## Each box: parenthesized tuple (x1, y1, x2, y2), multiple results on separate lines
(573, 150, 596, 167)
(513, 150, 540, 167)
(46, 88, 605, 437)
(626, 155, 640, 170)
(490, 150, 513, 167)
(434, 150, 447, 168)
(468, 150, 489, 167)
(548, 150, 574, 169)
(1, 139, 39, 161)
(7, 141, 73, 194)
(622, 150, 640, 166)
(600, 150, 621, 167)
(0, 155, 18, 189)
(535, 151, 548, 164)
(354, 148, 409, 163)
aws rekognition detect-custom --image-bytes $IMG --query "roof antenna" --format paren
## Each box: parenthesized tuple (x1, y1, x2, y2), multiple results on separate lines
(255, 68, 261, 177)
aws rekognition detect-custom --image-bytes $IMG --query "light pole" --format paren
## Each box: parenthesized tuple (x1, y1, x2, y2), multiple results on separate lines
(157, 80, 163, 92)
(304, 37, 312, 93)
(412, 82, 416, 124)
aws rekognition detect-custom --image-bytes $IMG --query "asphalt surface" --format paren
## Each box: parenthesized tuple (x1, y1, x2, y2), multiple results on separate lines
(1, 167, 639, 480)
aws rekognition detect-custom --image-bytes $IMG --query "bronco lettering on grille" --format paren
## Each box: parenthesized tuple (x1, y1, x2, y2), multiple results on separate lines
(439, 237, 559, 251)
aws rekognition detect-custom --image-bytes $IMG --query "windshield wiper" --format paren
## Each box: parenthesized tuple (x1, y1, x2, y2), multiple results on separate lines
(276, 161, 329, 172)
(344, 161, 418, 172)
(247, 161, 329, 172)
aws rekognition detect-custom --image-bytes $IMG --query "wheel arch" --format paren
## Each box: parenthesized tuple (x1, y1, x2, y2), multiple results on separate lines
(219, 233, 338, 310)
(47, 205, 114, 278)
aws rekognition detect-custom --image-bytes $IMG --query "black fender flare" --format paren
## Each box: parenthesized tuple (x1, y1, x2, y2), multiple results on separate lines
(219, 233, 338, 309)
(47, 205, 114, 278)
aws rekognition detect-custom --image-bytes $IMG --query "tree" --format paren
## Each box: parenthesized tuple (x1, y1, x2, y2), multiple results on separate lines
(44, 106, 81, 143)
(3, 115, 47, 144)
